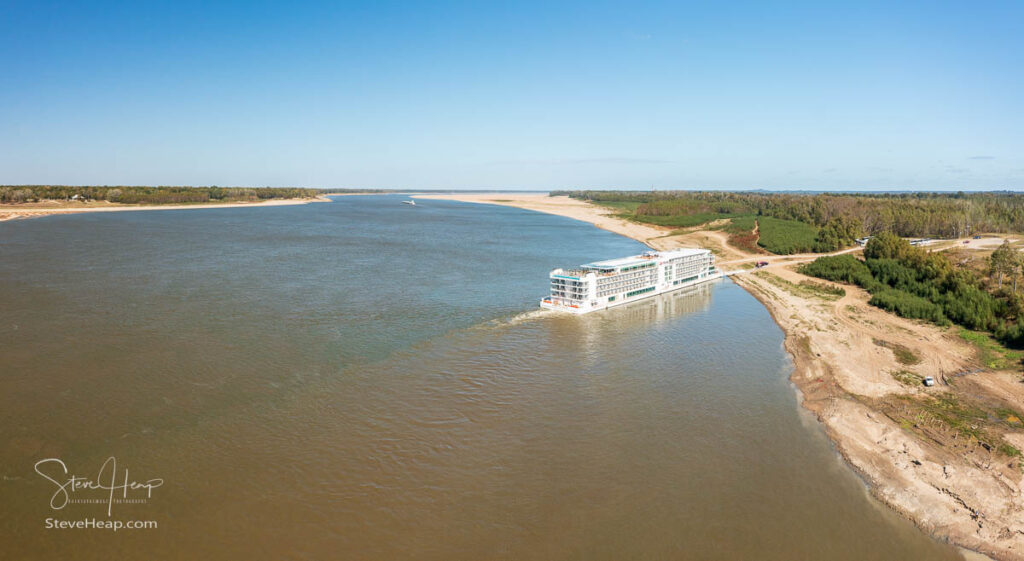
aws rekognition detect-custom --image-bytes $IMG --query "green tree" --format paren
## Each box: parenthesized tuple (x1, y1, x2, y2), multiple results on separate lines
(1014, 249, 1023, 294)
(815, 215, 862, 252)
(864, 232, 909, 260)
(990, 240, 1016, 289)
(10, 189, 35, 203)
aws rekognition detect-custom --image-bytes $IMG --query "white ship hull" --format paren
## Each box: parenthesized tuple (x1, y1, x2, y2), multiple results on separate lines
(541, 270, 723, 314)
(540, 248, 720, 315)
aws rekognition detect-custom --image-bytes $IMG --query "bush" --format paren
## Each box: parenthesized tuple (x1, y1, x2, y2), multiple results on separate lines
(864, 232, 910, 260)
(798, 255, 873, 286)
(868, 288, 948, 324)
(937, 283, 1003, 331)
(996, 321, 1024, 349)
(802, 239, 1007, 334)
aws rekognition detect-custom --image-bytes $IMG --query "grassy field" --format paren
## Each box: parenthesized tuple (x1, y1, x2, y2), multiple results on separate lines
(631, 211, 742, 228)
(582, 195, 822, 254)
(756, 216, 820, 254)
(958, 328, 1024, 369)
(718, 215, 759, 252)
(719, 215, 818, 254)
(721, 215, 757, 234)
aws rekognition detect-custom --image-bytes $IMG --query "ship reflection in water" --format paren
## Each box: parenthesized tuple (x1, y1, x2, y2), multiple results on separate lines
(594, 279, 717, 323)
(551, 281, 718, 365)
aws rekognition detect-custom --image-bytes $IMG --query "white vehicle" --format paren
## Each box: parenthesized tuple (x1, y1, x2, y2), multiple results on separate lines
(540, 248, 722, 314)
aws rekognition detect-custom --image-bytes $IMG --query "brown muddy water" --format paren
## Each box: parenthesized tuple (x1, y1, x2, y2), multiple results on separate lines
(0, 195, 963, 559)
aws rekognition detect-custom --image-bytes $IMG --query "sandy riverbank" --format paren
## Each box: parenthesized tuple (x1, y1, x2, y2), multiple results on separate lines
(419, 192, 1024, 561)
(413, 193, 671, 246)
(0, 196, 330, 223)
(735, 269, 1024, 561)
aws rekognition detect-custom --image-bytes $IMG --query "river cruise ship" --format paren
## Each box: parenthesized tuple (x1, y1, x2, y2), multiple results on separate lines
(540, 248, 721, 314)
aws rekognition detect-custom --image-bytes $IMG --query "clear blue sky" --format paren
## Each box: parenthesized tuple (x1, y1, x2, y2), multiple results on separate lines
(2, 1, 1022, 190)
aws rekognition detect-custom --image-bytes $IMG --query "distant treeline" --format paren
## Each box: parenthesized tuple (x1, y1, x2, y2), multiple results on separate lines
(801, 233, 1024, 348)
(554, 190, 1024, 244)
(0, 185, 323, 205)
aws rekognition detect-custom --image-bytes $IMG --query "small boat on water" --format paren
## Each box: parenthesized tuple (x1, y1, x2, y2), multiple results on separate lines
(402, 200, 416, 205)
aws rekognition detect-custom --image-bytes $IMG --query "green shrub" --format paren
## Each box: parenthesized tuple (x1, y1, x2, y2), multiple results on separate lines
(868, 288, 949, 324)
(996, 322, 1024, 349)
(803, 236, 1009, 336)
(798, 255, 873, 285)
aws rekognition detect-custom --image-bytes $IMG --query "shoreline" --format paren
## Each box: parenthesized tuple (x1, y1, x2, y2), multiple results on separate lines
(417, 192, 1020, 561)
(413, 193, 670, 246)
(733, 273, 1002, 561)
(0, 195, 331, 223)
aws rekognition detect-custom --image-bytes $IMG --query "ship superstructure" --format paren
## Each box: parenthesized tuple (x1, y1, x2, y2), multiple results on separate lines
(540, 248, 720, 314)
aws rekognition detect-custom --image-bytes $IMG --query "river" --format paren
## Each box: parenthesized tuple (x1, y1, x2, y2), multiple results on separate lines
(0, 195, 961, 559)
